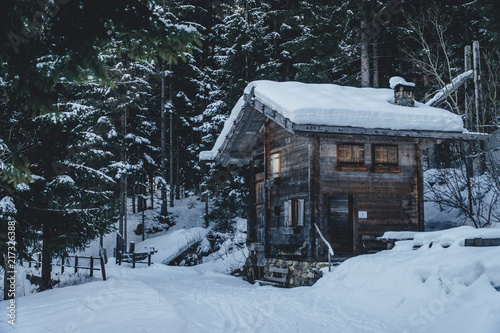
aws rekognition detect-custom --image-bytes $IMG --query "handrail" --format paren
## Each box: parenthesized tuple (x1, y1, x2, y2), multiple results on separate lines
(314, 223, 334, 272)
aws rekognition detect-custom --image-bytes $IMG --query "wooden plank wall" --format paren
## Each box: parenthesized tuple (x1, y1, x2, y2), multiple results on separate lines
(250, 121, 423, 261)
(319, 135, 422, 255)
(265, 122, 312, 258)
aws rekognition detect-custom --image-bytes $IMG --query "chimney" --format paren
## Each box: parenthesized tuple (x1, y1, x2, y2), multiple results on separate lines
(389, 76, 415, 107)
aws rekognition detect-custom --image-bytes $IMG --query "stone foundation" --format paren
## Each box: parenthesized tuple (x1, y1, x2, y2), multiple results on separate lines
(264, 258, 324, 287)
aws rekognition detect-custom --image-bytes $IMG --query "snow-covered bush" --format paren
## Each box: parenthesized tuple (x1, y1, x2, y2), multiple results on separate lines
(425, 168, 500, 228)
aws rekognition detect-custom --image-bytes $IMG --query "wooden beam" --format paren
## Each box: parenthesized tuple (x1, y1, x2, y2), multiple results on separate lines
(293, 124, 485, 141)
(425, 70, 473, 107)
(473, 40, 483, 133)
(251, 99, 295, 134)
(464, 45, 473, 131)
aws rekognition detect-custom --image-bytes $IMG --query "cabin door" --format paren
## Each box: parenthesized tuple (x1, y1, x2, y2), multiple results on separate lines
(327, 194, 354, 254)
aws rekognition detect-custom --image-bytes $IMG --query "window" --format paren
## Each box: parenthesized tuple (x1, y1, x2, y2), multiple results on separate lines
(373, 145, 398, 165)
(337, 144, 367, 171)
(372, 145, 400, 173)
(337, 144, 365, 164)
(270, 152, 281, 179)
(284, 199, 304, 227)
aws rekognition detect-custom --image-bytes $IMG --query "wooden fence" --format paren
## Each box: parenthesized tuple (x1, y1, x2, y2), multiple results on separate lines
(28, 254, 106, 280)
(117, 251, 153, 268)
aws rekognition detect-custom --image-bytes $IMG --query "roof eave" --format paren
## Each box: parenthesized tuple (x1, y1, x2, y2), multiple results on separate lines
(293, 123, 485, 141)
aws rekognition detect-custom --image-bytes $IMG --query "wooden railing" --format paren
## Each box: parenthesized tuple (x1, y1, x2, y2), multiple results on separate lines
(117, 251, 153, 268)
(314, 223, 334, 272)
(28, 254, 106, 280)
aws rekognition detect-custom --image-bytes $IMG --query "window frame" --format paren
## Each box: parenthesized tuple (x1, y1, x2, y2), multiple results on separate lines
(336, 144, 367, 171)
(371, 144, 401, 173)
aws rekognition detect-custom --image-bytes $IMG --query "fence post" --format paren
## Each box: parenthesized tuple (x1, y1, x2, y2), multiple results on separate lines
(132, 252, 136, 269)
(148, 253, 151, 266)
(328, 252, 331, 272)
(74, 255, 78, 274)
(61, 254, 65, 274)
(100, 255, 107, 281)
(90, 256, 94, 277)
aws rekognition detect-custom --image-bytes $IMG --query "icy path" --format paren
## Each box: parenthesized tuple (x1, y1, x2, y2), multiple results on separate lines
(7, 262, 401, 333)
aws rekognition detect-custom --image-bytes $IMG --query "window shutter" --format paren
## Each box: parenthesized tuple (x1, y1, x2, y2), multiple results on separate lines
(284, 200, 291, 227)
(298, 199, 305, 226)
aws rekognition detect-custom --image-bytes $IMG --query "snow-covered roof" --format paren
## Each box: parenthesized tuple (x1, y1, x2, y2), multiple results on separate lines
(200, 80, 468, 162)
(389, 76, 415, 89)
(246, 80, 462, 131)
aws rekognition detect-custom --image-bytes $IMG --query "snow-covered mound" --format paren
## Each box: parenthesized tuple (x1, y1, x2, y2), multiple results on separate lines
(136, 227, 209, 265)
(311, 235, 500, 333)
(412, 226, 500, 248)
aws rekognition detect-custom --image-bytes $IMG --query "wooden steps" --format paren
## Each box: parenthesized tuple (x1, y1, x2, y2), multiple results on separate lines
(257, 266, 289, 287)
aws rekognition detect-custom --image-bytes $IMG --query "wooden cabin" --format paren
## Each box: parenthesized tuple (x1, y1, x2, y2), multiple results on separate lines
(200, 80, 477, 285)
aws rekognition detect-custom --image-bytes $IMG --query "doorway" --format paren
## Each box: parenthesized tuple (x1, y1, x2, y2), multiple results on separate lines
(327, 194, 354, 254)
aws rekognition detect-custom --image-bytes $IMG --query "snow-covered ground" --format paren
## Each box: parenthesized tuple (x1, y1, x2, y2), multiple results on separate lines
(3, 224, 500, 333)
(2, 195, 500, 333)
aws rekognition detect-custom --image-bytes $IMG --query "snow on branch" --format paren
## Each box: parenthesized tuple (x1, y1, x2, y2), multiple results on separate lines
(426, 70, 474, 106)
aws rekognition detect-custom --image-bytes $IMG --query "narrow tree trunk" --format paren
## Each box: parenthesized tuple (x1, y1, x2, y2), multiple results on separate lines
(3, 254, 10, 300)
(360, 20, 370, 87)
(40, 223, 53, 291)
(160, 60, 169, 221)
(123, 108, 128, 248)
(169, 63, 175, 208)
(372, 37, 379, 88)
(464, 45, 472, 131)
(205, 195, 209, 228)
(175, 133, 180, 200)
(150, 173, 154, 209)
(131, 176, 136, 214)
(137, 177, 143, 212)
(473, 41, 483, 133)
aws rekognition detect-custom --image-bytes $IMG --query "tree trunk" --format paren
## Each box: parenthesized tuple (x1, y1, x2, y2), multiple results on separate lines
(137, 177, 143, 212)
(473, 40, 483, 133)
(150, 173, 154, 209)
(3, 254, 10, 301)
(205, 195, 209, 228)
(169, 63, 175, 208)
(175, 133, 180, 200)
(372, 37, 379, 88)
(123, 108, 128, 248)
(464, 45, 472, 131)
(131, 175, 136, 214)
(160, 60, 169, 221)
(40, 223, 53, 291)
(360, 20, 370, 87)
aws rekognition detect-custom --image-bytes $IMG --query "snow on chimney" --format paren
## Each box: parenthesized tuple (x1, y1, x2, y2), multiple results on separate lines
(389, 76, 415, 107)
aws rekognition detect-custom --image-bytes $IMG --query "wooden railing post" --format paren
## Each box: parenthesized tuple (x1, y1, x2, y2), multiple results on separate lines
(132, 252, 136, 268)
(148, 253, 151, 266)
(90, 256, 94, 277)
(61, 254, 65, 274)
(74, 255, 78, 274)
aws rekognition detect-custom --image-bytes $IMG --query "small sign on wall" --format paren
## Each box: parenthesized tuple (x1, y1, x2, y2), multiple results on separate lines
(358, 211, 368, 219)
